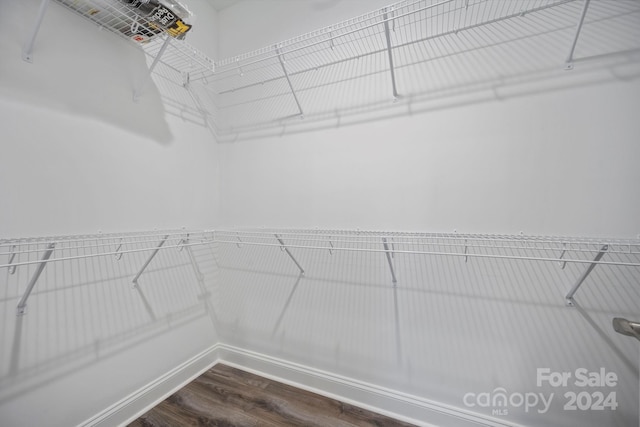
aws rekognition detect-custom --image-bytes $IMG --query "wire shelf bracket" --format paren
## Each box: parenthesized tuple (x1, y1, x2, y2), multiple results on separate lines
(22, 0, 51, 63)
(276, 47, 305, 119)
(180, 234, 204, 282)
(7, 245, 18, 274)
(133, 36, 171, 102)
(382, 8, 400, 100)
(565, 244, 608, 306)
(565, 0, 591, 70)
(16, 243, 55, 316)
(558, 243, 568, 269)
(132, 235, 169, 287)
(382, 237, 398, 285)
(275, 234, 305, 276)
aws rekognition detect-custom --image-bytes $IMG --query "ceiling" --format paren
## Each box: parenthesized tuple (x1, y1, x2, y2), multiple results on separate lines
(207, 0, 242, 11)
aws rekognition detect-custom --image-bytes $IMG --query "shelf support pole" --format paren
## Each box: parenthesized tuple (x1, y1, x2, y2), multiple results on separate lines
(132, 235, 169, 286)
(181, 236, 205, 282)
(276, 47, 305, 118)
(133, 36, 172, 101)
(565, 244, 608, 306)
(22, 0, 51, 63)
(16, 243, 55, 316)
(8, 245, 18, 274)
(382, 238, 398, 285)
(382, 9, 400, 100)
(564, 0, 591, 70)
(275, 234, 305, 276)
(185, 245, 204, 281)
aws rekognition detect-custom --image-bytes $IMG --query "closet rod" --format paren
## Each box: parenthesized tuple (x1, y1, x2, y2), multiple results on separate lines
(213, 239, 640, 267)
(214, 237, 638, 258)
(0, 234, 204, 257)
(213, 229, 626, 245)
(212, 232, 639, 255)
(0, 230, 197, 248)
(0, 240, 213, 270)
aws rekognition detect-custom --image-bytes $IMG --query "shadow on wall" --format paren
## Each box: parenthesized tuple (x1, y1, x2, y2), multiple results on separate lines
(0, 1, 188, 145)
(0, 235, 219, 419)
(214, 234, 640, 427)
(206, 0, 640, 142)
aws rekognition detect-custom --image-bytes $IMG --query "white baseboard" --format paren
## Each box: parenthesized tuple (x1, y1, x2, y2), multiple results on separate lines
(79, 343, 523, 427)
(216, 344, 523, 427)
(77, 344, 220, 427)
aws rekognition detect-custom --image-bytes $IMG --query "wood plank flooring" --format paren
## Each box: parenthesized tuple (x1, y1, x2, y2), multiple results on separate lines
(129, 364, 417, 427)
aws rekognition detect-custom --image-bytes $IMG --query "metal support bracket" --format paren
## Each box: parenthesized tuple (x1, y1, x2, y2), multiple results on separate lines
(565, 0, 591, 70)
(132, 235, 169, 286)
(463, 239, 469, 263)
(114, 238, 124, 260)
(22, 0, 51, 63)
(558, 243, 567, 269)
(276, 47, 305, 118)
(8, 245, 17, 274)
(382, 237, 398, 285)
(565, 244, 608, 306)
(382, 9, 400, 100)
(185, 245, 204, 282)
(133, 36, 171, 101)
(16, 243, 55, 316)
(180, 234, 204, 282)
(275, 234, 305, 275)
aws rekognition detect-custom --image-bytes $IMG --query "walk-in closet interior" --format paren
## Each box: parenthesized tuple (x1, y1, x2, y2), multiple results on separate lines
(1, 0, 639, 426)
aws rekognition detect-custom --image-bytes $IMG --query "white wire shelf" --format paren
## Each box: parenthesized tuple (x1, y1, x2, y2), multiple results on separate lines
(0, 229, 210, 269)
(208, 0, 640, 138)
(2, 228, 638, 316)
(29, 0, 215, 85)
(210, 229, 640, 268)
(4, 229, 639, 270)
(23, 0, 640, 138)
(1, 229, 213, 316)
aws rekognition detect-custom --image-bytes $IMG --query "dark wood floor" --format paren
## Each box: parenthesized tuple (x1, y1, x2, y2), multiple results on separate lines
(129, 364, 416, 427)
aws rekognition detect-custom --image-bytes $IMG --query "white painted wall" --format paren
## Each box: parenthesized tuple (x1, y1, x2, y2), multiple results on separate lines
(215, 1, 640, 426)
(218, 80, 640, 238)
(0, 0, 220, 239)
(216, 0, 640, 238)
(0, 1, 220, 426)
(1, 0, 638, 426)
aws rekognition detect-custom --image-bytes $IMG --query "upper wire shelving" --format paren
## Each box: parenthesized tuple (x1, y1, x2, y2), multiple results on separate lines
(208, 0, 640, 139)
(20, 0, 640, 137)
(24, 0, 215, 98)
